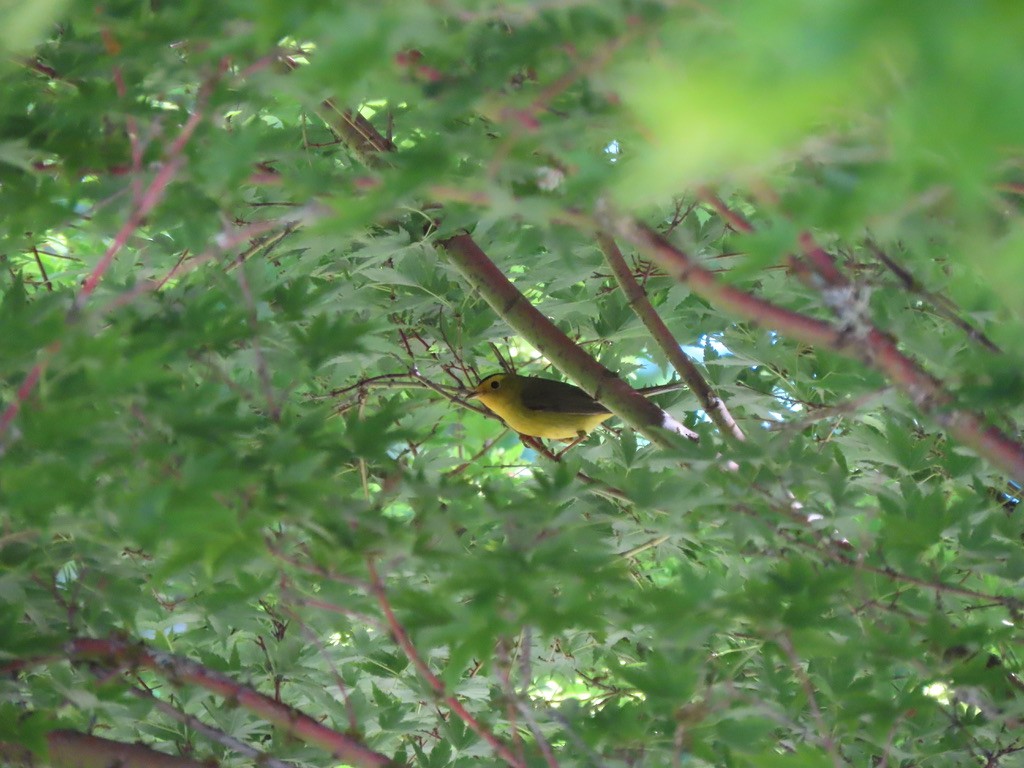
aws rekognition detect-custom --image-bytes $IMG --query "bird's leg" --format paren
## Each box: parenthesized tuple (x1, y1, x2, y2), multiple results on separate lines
(554, 430, 589, 459)
(516, 434, 567, 462)
(518, 434, 548, 453)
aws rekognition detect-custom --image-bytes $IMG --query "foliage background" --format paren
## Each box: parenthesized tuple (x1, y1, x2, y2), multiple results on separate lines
(2, 1, 1024, 767)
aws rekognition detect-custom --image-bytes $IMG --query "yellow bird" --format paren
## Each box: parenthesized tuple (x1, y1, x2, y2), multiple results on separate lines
(466, 373, 614, 440)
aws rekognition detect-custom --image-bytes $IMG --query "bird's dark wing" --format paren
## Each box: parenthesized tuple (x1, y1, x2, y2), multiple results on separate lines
(519, 377, 610, 415)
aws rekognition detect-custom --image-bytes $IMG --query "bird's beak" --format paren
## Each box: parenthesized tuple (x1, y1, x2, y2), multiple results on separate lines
(463, 388, 480, 400)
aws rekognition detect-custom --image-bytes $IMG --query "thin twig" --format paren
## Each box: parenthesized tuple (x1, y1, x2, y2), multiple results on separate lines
(61, 636, 396, 768)
(697, 188, 755, 234)
(234, 263, 280, 421)
(366, 559, 525, 768)
(776, 632, 843, 768)
(597, 232, 745, 441)
(866, 241, 1001, 353)
(617, 535, 670, 560)
(514, 701, 560, 768)
(0, 72, 219, 442)
(128, 683, 295, 768)
(30, 246, 53, 291)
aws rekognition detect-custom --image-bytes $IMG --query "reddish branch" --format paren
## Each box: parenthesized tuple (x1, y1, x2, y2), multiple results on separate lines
(323, 106, 395, 166)
(606, 217, 844, 347)
(0, 730, 207, 768)
(0, 70, 218, 444)
(865, 241, 1002, 353)
(603, 214, 1024, 479)
(703, 189, 1002, 353)
(128, 683, 294, 768)
(366, 560, 527, 768)
(504, 28, 639, 130)
(797, 231, 1024, 478)
(101, 218, 295, 315)
(279, 56, 394, 167)
(78, 79, 213, 305)
(697, 188, 755, 234)
(596, 232, 746, 441)
(60, 636, 399, 768)
(0, 353, 53, 441)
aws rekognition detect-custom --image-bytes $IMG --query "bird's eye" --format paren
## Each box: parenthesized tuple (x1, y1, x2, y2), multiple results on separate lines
(490, 380, 500, 389)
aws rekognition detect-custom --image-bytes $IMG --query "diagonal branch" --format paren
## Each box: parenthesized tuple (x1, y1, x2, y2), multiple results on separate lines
(0, 70, 218, 444)
(604, 216, 843, 347)
(866, 240, 1002, 354)
(61, 636, 399, 768)
(701, 189, 1002, 355)
(596, 232, 745, 441)
(127, 683, 294, 768)
(602, 212, 1024, 479)
(0, 730, 208, 768)
(366, 560, 526, 768)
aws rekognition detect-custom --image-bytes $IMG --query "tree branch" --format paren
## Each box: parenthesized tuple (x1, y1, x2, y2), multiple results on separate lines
(61, 636, 399, 768)
(0, 730, 207, 768)
(596, 232, 745, 441)
(127, 683, 294, 768)
(366, 560, 526, 768)
(866, 240, 1002, 353)
(602, 212, 1024, 479)
(0, 69, 219, 444)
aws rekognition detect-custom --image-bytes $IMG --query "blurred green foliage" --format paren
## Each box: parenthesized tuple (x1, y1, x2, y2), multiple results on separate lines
(1, 2, 1023, 768)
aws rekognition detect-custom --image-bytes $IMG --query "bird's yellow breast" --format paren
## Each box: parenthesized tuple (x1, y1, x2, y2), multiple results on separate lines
(474, 389, 612, 440)
(468, 373, 615, 440)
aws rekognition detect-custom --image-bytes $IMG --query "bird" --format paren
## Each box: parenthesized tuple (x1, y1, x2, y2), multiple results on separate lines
(468, 374, 684, 444)
(465, 372, 616, 441)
